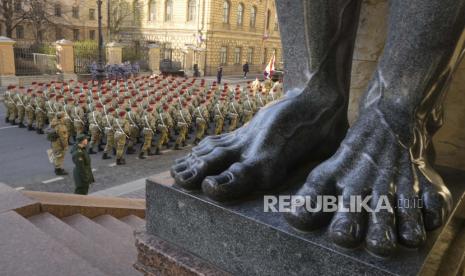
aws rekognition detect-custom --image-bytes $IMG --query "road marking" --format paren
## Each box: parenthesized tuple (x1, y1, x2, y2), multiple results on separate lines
(42, 177, 64, 184)
(92, 168, 97, 172)
(0, 126, 18, 130)
(161, 149, 172, 154)
(108, 163, 117, 167)
(15, 187, 25, 191)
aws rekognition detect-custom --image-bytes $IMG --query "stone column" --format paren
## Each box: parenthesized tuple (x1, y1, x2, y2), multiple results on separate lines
(184, 48, 195, 77)
(148, 44, 161, 75)
(0, 37, 19, 87)
(55, 39, 77, 81)
(106, 42, 122, 65)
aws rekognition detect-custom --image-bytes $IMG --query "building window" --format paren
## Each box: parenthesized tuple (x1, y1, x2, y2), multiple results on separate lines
(89, 9, 95, 20)
(16, 25, 24, 39)
(37, 30, 44, 42)
(14, 0, 22, 12)
(250, 6, 257, 28)
(89, 30, 96, 40)
(220, 46, 227, 65)
(72, 6, 80, 18)
(247, 47, 253, 64)
(73, 29, 80, 41)
(54, 4, 62, 17)
(187, 0, 196, 21)
(263, 48, 268, 64)
(165, 0, 173, 21)
(55, 27, 62, 40)
(236, 3, 244, 26)
(266, 9, 271, 30)
(148, 0, 156, 21)
(234, 47, 241, 64)
(222, 1, 230, 24)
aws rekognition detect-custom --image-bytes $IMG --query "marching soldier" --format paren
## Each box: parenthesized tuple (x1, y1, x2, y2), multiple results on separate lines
(113, 110, 130, 165)
(88, 103, 104, 154)
(6, 87, 18, 125)
(15, 88, 26, 128)
(214, 97, 226, 135)
(49, 112, 69, 176)
(25, 90, 36, 131)
(34, 91, 46, 134)
(174, 102, 192, 149)
(193, 100, 209, 145)
(64, 97, 76, 144)
(73, 99, 87, 136)
(126, 103, 141, 154)
(102, 107, 116, 159)
(242, 93, 256, 124)
(228, 97, 242, 132)
(155, 104, 172, 154)
(140, 107, 156, 159)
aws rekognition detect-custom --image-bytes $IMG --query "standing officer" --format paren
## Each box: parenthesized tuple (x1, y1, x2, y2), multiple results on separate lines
(50, 112, 69, 176)
(71, 134, 95, 195)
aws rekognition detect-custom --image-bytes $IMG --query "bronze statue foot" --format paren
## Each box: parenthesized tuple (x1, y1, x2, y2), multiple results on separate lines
(171, 88, 349, 201)
(285, 109, 452, 257)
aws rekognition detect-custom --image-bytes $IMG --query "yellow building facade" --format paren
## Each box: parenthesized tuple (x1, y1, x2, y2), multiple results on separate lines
(119, 0, 282, 75)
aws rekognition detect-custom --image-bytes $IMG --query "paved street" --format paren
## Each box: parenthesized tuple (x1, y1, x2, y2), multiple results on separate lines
(0, 104, 191, 194)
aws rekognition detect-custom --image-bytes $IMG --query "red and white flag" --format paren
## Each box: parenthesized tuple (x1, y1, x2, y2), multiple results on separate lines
(264, 54, 275, 79)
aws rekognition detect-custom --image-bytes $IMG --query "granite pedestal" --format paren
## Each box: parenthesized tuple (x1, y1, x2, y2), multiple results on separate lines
(136, 168, 465, 275)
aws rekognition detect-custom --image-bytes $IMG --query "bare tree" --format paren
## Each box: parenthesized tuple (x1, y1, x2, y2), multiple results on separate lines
(0, 0, 28, 37)
(109, 0, 134, 40)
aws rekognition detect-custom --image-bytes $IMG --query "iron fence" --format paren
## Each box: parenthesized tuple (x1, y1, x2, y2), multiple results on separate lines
(14, 43, 58, 76)
(122, 42, 150, 72)
(73, 42, 105, 74)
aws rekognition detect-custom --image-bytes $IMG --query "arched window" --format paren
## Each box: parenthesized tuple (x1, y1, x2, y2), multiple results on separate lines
(266, 9, 271, 30)
(187, 0, 196, 21)
(249, 6, 257, 28)
(237, 3, 244, 26)
(223, 1, 230, 24)
(165, 0, 173, 21)
(148, 0, 156, 21)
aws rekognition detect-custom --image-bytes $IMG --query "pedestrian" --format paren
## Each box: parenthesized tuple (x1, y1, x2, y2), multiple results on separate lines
(71, 134, 95, 195)
(217, 66, 223, 84)
(243, 61, 249, 79)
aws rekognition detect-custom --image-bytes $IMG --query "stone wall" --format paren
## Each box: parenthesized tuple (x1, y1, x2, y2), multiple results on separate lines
(349, 0, 465, 170)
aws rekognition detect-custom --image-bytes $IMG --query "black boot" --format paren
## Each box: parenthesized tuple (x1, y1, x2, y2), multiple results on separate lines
(148, 148, 156, 156)
(182, 141, 187, 147)
(155, 148, 161, 155)
(28, 125, 34, 131)
(37, 128, 44, 134)
(116, 158, 123, 165)
(139, 151, 146, 159)
(193, 138, 200, 145)
(55, 168, 68, 176)
(18, 122, 26, 128)
(88, 148, 96, 154)
(126, 146, 136, 154)
(174, 144, 180, 150)
(121, 158, 126, 165)
(10, 120, 16, 125)
(98, 144, 105, 152)
(5, 117, 9, 123)
(113, 148, 116, 155)
(102, 152, 112, 159)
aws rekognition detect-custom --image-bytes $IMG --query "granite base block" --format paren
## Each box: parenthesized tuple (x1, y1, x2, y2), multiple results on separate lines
(144, 169, 465, 276)
(134, 231, 231, 276)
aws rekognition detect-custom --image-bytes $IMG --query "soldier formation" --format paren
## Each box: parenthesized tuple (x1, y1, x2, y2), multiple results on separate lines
(3, 75, 283, 175)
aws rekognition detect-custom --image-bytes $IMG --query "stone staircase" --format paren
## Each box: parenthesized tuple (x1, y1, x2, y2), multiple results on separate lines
(0, 183, 145, 276)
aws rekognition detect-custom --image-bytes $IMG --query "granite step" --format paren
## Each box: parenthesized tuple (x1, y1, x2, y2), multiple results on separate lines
(63, 214, 138, 267)
(121, 214, 146, 231)
(29, 212, 140, 276)
(93, 214, 135, 240)
(0, 211, 105, 276)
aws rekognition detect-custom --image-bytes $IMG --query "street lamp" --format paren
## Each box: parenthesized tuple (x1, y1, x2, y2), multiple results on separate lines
(96, 0, 106, 87)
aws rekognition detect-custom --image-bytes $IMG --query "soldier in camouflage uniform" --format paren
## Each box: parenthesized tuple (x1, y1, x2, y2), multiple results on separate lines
(228, 96, 242, 132)
(88, 103, 104, 154)
(6, 87, 18, 125)
(113, 110, 130, 165)
(126, 103, 141, 154)
(25, 90, 36, 131)
(34, 91, 46, 134)
(15, 88, 26, 128)
(214, 97, 226, 135)
(155, 105, 173, 154)
(73, 99, 87, 136)
(193, 100, 209, 145)
(140, 107, 156, 159)
(102, 107, 116, 159)
(50, 112, 69, 176)
(174, 102, 192, 149)
(63, 97, 76, 144)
